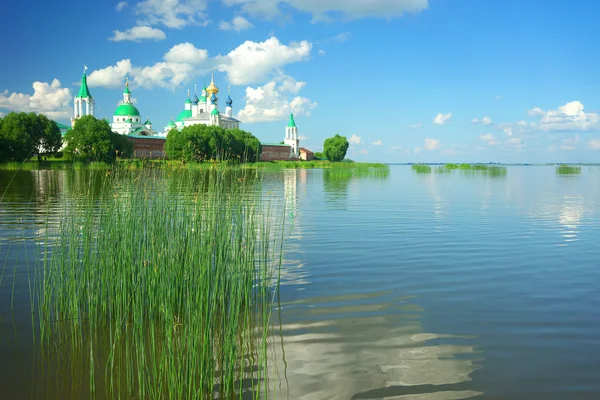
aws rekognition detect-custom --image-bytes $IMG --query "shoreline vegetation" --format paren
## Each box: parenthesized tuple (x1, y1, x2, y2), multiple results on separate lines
(22, 167, 286, 398)
(0, 159, 390, 171)
(412, 163, 508, 176)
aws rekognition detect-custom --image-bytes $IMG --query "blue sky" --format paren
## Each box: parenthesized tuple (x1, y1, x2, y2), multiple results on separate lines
(1, 0, 600, 163)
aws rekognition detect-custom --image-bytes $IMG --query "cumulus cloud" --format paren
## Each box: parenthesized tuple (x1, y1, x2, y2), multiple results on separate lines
(424, 138, 439, 150)
(163, 42, 208, 64)
(218, 16, 253, 31)
(116, 1, 128, 12)
(88, 60, 134, 88)
(535, 101, 600, 131)
(217, 37, 312, 85)
(587, 139, 600, 149)
(236, 71, 317, 123)
(348, 134, 363, 145)
(0, 79, 72, 119)
(505, 137, 524, 149)
(471, 116, 492, 125)
(479, 133, 499, 145)
(223, 0, 428, 22)
(371, 140, 383, 146)
(109, 26, 166, 42)
(433, 112, 452, 125)
(527, 107, 544, 117)
(136, 0, 211, 28)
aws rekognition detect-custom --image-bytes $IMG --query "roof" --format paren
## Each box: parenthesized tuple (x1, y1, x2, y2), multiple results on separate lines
(185, 98, 192, 104)
(211, 108, 219, 116)
(176, 109, 192, 122)
(54, 122, 71, 130)
(167, 119, 176, 127)
(299, 147, 313, 153)
(127, 134, 166, 140)
(144, 119, 152, 125)
(77, 73, 92, 98)
(287, 113, 296, 128)
(262, 143, 290, 147)
(115, 103, 140, 116)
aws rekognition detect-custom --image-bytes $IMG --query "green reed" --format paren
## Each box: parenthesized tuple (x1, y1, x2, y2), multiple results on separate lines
(556, 164, 581, 174)
(34, 167, 283, 399)
(411, 164, 432, 173)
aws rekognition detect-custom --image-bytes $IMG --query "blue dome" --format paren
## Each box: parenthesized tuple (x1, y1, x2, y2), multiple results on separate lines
(192, 94, 199, 104)
(210, 93, 217, 104)
(226, 95, 233, 106)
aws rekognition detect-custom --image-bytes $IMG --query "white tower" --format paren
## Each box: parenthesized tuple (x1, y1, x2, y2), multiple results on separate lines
(225, 86, 233, 118)
(71, 66, 95, 127)
(284, 113, 299, 158)
(191, 84, 199, 116)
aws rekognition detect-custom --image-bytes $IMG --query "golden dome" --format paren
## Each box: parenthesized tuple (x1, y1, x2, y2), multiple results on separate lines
(206, 70, 219, 94)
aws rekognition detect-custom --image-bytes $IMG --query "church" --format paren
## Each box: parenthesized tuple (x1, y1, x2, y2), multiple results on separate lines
(165, 71, 241, 133)
(68, 68, 309, 160)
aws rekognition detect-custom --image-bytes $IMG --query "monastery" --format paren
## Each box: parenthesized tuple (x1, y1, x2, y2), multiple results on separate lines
(68, 68, 313, 160)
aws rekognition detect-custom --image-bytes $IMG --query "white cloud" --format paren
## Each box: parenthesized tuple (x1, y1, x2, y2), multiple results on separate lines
(136, 0, 211, 28)
(505, 137, 524, 149)
(527, 106, 544, 117)
(219, 16, 253, 31)
(224, 0, 428, 22)
(0, 79, 72, 119)
(409, 123, 422, 128)
(163, 42, 208, 64)
(561, 145, 576, 151)
(588, 139, 600, 149)
(298, 135, 309, 140)
(88, 60, 134, 88)
(116, 1, 128, 12)
(348, 134, 362, 145)
(236, 72, 317, 123)
(318, 49, 326, 55)
(424, 138, 439, 150)
(371, 140, 383, 146)
(479, 133, 499, 145)
(331, 31, 351, 42)
(109, 26, 166, 42)
(536, 101, 600, 131)
(433, 112, 452, 125)
(217, 37, 312, 85)
(471, 116, 492, 125)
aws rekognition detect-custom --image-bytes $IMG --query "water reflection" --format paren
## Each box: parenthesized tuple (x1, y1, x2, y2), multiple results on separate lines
(268, 293, 481, 399)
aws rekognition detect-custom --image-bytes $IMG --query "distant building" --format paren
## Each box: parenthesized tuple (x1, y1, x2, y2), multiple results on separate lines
(164, 71, 240, 134)
(260, 113, 311, 161)
(299, 147, 314, 161)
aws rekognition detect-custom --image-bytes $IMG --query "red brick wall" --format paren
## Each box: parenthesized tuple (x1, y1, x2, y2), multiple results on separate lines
(128, 137, 166, 159)
(260, 145, 296, 161)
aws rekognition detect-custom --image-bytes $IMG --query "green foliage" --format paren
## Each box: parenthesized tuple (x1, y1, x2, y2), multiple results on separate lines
(412, 164, 432, 173)
(556, 164, 581, 174)
(64, 115, 116, 161)
(314, 151, 324, 160)
(0, 112, 62, 162)
(111, 130, 134, 158)
(165, 124, 261, 163)
(323, 134, 349, 162)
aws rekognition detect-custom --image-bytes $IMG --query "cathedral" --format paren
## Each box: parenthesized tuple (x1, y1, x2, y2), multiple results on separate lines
(164, 71, 240, 133)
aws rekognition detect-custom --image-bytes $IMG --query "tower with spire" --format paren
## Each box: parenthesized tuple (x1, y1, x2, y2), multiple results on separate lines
(225, 86, 233, 118)
(284, 112, 300, 158)
(71, 65, 95, 127)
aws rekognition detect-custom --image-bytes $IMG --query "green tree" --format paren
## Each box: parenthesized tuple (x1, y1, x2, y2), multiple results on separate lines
(314, 151, 324, 160)
(0, 112, 64, 161)
(111, 131, 134, 158)
(323, 134, 349, 162)
(64, 115, 116, 161)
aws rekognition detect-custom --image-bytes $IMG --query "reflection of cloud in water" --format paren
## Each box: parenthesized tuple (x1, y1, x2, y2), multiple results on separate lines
(267, 295, 482, 399)
(557, 195, 584, 245)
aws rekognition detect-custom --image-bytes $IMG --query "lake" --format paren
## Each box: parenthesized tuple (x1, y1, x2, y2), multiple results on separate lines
(1, 165, 599, 399)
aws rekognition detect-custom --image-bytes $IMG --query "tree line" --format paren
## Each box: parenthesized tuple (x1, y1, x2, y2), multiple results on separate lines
(0, 112, 62, 162)
(165, 124, 262, 163)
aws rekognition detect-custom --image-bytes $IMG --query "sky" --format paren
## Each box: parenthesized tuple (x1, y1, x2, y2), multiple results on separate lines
(1, 0, 600, 163)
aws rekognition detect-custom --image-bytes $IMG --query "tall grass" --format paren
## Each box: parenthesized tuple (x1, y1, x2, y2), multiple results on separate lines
(411, 164, 432, 173)
(556, 164, 581, 174)
(243, 160, 388, 170)
(34, 168, 283, 399)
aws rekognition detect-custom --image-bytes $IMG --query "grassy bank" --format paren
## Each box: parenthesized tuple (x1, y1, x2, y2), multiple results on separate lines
(556, 164, 581, 174)
(33, 168, 283, 399)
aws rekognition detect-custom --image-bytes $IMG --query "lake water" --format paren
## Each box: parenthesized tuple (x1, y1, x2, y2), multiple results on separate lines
(1, 165, 600, 399)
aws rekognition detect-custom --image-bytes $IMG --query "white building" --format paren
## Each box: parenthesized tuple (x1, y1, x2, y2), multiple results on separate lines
(164, 71, 240, 134)
(111, 78, 157, 136)
(71, 67, 95, 127)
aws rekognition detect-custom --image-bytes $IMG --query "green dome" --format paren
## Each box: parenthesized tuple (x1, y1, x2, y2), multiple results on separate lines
(176, 109, 192, 122)
(167, 119, 176, 128)
(185, 98, 192, 104)
(114, 103, 140, 116)
(211, 109, 219, 116)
